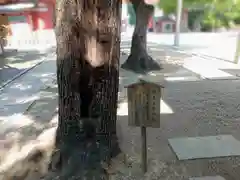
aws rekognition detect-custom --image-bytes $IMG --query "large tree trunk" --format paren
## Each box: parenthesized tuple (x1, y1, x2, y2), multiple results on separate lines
(121, 0, 161, 73)
(49, 0, 122, 178)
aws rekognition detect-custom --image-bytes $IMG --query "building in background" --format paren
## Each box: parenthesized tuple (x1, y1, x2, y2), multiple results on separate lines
(126, 0, 189, 33)
(155, 16, 175, 33)
(0, 0, 55, 46)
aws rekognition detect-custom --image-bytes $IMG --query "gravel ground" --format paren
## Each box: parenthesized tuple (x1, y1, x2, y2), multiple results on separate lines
(116, 79, 240, 180)
(2, 46, 240, 180)
(116, 47, 240, 180)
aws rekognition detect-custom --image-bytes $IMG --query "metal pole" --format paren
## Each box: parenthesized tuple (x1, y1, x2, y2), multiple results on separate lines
(234, 33, 240, 64)
(174, 0, 183, 46)
(141, 126, 147, 173)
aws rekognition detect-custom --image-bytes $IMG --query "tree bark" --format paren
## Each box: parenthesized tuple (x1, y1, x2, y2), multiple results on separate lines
(121, 0, 161, 73)
(49, 0, 122, 179)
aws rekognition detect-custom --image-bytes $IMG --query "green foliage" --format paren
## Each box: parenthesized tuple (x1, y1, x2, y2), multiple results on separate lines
(158, 0, 211, 15)
(188, 10, 202, 30)
(202, 11, 224, 31)
(201, 0, 240, 29)
(157, 0, 240, 30)
(157, 0, 176, 14)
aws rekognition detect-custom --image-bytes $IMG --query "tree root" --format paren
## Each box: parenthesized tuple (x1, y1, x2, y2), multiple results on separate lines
(121, 53, 162, 73)
(46, 137, 123, 180)
(0, 139, 131, 180)
(0, 132, 123, 180)
(0, 144, 53, 180)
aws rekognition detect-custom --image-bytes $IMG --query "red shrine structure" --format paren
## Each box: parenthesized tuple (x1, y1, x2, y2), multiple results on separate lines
(0, 0, 55, 38)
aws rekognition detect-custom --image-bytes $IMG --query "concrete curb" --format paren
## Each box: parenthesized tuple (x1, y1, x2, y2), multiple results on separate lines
(173, 47, 234, 63)
(150, 43, 236, 64)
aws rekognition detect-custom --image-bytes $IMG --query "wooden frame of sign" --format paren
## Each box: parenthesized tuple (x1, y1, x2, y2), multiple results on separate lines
(126, 79, 163, 128)
(125, 78, 164, 173)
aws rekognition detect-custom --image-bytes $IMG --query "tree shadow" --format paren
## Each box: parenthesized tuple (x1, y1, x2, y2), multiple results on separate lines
(0, 46, 183, 179)
(115, 43, 240, 179)
(0, 48, 55, 87)
(117, 44, 193, 158)
(0, 52, 57, 162)
(116, 53, 240, 179)
(2, 38, 240, 179)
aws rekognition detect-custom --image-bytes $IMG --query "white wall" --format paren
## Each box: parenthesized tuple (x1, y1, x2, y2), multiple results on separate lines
(122, 4, 128, 19)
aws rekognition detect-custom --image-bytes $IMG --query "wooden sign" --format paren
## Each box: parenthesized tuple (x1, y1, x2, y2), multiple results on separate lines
(125, 78, 164, 173)
(126, 79, 163, 128)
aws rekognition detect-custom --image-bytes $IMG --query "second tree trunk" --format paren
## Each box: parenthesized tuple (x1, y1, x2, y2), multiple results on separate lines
(121, 0, 161, 73)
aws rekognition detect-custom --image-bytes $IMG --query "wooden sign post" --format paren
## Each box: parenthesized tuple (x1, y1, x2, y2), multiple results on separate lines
(125, 78, 163, 173)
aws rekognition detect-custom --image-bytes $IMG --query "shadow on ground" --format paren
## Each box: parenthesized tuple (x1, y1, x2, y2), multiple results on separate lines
(0, 44, 189, 179)
(0, 52, 57, 165)
(1, 44, 240, 179)
(116, 44, 240, 179)
(0, 48, 55, 86)
(117, 78, 240, 180)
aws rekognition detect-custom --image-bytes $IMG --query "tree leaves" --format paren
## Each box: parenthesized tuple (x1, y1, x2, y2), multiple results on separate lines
(158, 0, 213, 14)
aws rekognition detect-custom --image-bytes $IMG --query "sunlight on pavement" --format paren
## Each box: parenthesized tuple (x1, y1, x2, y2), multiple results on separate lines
(10, 83, 32, 90)
(183, 56, 237, 79)
(14, 95, 39, 105)
(184, 64, 234, 79)
(117, 99, 174, 116)
(165, 76, 199, 82)
(0, 114, 34, 129)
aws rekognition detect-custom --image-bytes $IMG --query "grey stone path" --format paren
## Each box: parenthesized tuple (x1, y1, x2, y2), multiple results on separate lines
(189, 176, 225, 180)
(118, 42, 240, 179)
(116, 78, 240, 180)
(123, 40, 240, 81)
(1, 41, 240, 179)
(0, 49, 54, 89)
(0, 52, 56, 134)
(168, 135, 240, 160)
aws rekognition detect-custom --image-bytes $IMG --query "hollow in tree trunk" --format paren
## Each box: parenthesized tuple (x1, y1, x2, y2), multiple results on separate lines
(49, 0, 122, 179)
(121, 0, 161, 73)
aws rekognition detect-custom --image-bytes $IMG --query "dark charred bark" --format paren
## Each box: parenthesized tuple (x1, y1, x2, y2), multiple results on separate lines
(48, 0, 122, 179)
(121, 0, 161, 73)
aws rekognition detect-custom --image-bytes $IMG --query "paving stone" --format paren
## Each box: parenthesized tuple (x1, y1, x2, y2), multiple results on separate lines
(189, 176, 225, 180)
(220, 68, 240, 77)
(168, 135, 240, 160)
(164, 68, 202, 82)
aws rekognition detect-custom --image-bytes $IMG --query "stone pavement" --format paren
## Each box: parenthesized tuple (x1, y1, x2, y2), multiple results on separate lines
(145, 32, 240, 80)
(0, 52, 56, 134)
(118, 43, 240, 180)
(1, 43, 240, 179)
(117, 79, 240, 180)
(143, 40, 240, 81)
(0, 49, 55, 89)
(147, 32, 239, 63)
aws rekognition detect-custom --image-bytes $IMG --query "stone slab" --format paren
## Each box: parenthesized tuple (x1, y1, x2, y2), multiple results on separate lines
(220, 68, 240, 77)
(189, 176, 225, 180)
(168, 135, 240, 160)
(164, 68, 202, 82)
